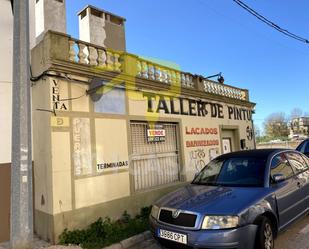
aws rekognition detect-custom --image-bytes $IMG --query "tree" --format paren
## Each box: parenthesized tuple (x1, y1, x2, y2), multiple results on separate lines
(289, 108, 303, 120)
(254, 123, 261, 138)
(263, 112, 289, 138)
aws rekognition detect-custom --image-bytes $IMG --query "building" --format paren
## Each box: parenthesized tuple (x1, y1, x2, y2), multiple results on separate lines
(0, 0, 13, 243)
(30, 5, 256, 242)
(289, 117, 309, 139)
(0, 1, 256, 243)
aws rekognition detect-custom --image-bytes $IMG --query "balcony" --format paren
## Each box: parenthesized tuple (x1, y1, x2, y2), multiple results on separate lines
(32, 31, 250, 102)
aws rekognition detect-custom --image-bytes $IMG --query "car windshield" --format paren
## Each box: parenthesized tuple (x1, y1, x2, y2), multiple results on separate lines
(192, 157, 267, 187)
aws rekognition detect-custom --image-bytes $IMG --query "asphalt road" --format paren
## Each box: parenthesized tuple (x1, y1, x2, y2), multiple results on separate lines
(130, 215, 309, 249)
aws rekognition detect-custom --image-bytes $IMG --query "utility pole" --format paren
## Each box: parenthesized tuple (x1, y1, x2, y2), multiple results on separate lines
(11, 0, 33, 248)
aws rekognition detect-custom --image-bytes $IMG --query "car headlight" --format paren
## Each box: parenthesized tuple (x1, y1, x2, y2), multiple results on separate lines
(201, 215, 239, 229)
(150, 205, 160, 219)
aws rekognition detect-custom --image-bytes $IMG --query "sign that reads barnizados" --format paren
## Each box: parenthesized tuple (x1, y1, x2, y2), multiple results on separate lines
(147, 124, 166, 142)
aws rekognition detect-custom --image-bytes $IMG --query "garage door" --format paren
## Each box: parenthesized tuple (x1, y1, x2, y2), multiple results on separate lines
(130, 122, 180, 191)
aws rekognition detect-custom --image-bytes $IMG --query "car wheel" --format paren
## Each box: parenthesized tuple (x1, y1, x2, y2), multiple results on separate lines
(255, 216, 274, 249)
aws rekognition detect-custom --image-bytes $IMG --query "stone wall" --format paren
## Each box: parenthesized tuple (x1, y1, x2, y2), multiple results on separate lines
(257, 141, 302, 150)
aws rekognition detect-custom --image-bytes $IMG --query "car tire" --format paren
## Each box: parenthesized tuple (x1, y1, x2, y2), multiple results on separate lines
(254, 216, 274, 249)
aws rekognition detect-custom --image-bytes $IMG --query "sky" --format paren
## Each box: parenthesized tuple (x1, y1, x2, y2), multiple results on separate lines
(66, 0, 309, 131)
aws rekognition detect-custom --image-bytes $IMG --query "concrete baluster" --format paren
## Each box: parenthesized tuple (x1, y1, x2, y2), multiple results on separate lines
(88, 46, 98, 66)
(68, 40, 76, 62)
(176, 72, 181, 86)
(148, 64, 155, 80)
(181, 73, 186, 87)
(106, 51, 114, 70)
(114, 53, 122, 72)
(136, 60, 142, 77)
(78, 42, 87, 64)
(141, 61, 148, 78)
(155, 66, 161, 81)
(97, 49, 107, 68)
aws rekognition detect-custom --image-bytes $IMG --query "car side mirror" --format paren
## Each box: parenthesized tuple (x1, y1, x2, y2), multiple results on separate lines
(272, 174, 285, 183)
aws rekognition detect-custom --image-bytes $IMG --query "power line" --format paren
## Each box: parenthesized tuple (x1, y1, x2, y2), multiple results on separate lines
(196, 0, 309, 56)
(233, 0, 309, 44)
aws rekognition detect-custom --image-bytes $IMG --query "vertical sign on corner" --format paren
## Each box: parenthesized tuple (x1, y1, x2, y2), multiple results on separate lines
(50, 78, 68, 111)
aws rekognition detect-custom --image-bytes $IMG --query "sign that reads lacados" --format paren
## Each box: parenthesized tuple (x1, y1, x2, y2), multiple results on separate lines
(147, 124, 166, 142)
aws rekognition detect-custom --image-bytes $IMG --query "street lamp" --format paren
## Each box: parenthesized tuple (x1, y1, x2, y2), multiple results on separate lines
(206, 72, 225, 84)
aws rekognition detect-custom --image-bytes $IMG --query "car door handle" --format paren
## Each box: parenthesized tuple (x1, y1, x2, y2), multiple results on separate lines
(297, 182, 302, 188)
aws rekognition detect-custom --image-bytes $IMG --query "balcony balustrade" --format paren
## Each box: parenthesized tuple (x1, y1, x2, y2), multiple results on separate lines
(35, 31, 249, 102)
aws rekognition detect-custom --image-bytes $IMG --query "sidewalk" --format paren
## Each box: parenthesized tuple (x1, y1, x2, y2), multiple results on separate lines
(0, 232, 159, 249)
(127, 239, 160, 249)
(103, 231, 159, 249)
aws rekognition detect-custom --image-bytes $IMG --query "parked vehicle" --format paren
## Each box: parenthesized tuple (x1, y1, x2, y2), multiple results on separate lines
(296, 138, 309, 157)
(150, 149, 309, 249)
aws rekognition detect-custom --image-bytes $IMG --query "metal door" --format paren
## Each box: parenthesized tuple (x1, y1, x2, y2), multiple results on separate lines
(130, 122, 180, 191)
(222, 138, 232, 154)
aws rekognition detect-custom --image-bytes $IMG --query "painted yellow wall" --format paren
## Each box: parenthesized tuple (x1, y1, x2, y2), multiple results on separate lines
(51, 132, 72, 214)
(71, 83, 89, 112)
(34, 78, 254, 216)
(181, 116, 221, 180)
(45, 79, 132, 212)
(32, 79, 54, 214)
(74, 172, 130, 209)
(95, 118, 129, 172)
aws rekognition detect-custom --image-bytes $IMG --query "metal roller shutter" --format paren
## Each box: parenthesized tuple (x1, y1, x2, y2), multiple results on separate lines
(130, 122, 180, 191)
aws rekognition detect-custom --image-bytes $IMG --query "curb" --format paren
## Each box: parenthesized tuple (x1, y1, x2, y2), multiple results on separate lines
(103, 231, 152, 249)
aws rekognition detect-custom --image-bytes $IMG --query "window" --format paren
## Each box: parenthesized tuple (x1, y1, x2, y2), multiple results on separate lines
(303, 141, 309, 153)
(285, 152, 308, 174)
(296, 140, 309, 154)
(271, 153, 294, 180)
(193, 157, 266, 187)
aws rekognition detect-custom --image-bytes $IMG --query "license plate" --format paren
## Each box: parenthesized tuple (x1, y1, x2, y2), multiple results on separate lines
(157, 229, 187, 244)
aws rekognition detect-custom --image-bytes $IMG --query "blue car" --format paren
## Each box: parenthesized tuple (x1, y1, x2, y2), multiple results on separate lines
(150, 149, 309, 249)
(296, 138, 309, 157)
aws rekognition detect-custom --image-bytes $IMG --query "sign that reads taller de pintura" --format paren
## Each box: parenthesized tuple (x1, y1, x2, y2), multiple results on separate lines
(142, 93, 252, 121)
(147, 124, 166, 142)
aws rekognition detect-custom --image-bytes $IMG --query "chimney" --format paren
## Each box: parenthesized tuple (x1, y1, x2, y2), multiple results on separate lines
(35, 0, 66, 42)
(78, 5, 126, 51)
